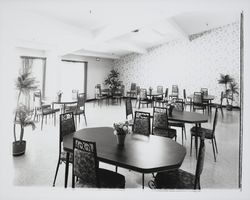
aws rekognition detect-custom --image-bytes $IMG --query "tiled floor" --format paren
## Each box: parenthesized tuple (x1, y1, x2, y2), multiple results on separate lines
(10, 100, 240, 190)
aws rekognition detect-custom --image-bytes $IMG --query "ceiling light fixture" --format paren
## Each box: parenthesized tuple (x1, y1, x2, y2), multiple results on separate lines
(132, 29, 139, 33)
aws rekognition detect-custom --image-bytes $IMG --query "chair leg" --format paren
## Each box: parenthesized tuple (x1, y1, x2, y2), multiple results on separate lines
(214, 137, 218, 154)
(211, 139, 217, 162)
(41, 115, 44, 130)
(83, 114, 87, 126)
(181, 128, 184, 145)
(190, 135, 193, 156)
(53, 157, 61, 187)
(220, 107, 224, 117)
(142, 173, 144, 189)
(184, 124, 187, 140)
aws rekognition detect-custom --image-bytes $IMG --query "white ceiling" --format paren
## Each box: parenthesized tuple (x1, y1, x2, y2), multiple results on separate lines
(1, 1, 240, 59)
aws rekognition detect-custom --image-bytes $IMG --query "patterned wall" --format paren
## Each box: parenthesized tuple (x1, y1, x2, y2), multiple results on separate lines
(113, 21, 240, 106)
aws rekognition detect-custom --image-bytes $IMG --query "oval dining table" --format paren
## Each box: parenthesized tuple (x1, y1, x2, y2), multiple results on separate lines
(63, 127, 187, 189)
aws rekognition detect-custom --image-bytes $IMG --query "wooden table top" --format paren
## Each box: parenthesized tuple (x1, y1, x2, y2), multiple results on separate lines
(136, 108, 208, 124)
(63, 127, 186, 173)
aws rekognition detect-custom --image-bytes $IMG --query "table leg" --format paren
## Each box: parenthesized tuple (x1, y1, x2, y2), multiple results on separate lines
(195, 123, 198, 159)
(64, 152, 69, 188)
(142, 173, 144, 189)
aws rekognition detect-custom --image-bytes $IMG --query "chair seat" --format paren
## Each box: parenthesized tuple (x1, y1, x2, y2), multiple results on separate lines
(168, 121, 185, 127)
(75, 168, 125, 188)
(153, 128, 176, 139)
(190, 126, 213, 139)
(154, 169, 195, 189)
(61, 151, 73, 163)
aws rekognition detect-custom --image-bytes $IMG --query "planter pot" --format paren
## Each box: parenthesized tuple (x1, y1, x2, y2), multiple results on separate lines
(12, 140, 26, 156)
(116, 135, 126, 146)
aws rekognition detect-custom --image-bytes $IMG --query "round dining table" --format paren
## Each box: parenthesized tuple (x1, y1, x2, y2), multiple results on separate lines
(63, 127, 186, 189)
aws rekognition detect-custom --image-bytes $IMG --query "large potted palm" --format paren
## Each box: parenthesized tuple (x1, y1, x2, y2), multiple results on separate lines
(218, 74, 234, 110)
(13, 68, 37, 156)
(104, 69, 122, 97)
(226, 81, 239, 111)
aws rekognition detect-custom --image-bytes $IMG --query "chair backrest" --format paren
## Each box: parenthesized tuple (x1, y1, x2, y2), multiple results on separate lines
(220, 91, 224, 106)
(157, 86, 163, 93)
(152, 107, 169, 129)
(201, 88, 208, 96)
(73, 138, 100, 187)
(164, 88, 168, 99)
(174, 99, 184, 111)
(33, 90, 42, 107)
(194, 136, 206, 189)
(139, 89, 148, 100)
(130, 83, 136, 91)
(193, 92, 203, 104)
(125, 98, 133, 119)
(59, 112, 76, 143)
(136, 86, 141, 96)
(172, 85, 179, 94)
(77, 93, 86, 109)
(133, 111, 151, 136)
(183, 89, 186, 100)
(212, 107, 218, 135)
(95, 85, 102, 97)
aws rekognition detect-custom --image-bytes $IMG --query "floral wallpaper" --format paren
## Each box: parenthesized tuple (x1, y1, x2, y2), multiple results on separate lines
(113, 22, 240, 106)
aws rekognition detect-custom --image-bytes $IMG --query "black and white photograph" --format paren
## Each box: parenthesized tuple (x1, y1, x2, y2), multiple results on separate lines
(0, 0, 249, 199)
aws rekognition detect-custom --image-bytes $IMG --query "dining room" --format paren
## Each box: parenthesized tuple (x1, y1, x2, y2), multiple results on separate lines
(0, 0, 249, 200)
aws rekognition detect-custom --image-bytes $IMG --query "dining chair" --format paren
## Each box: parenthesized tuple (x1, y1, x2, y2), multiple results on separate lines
(160, 88, 169, 107)
(154, 86, 164, 106)
(133, 111, 151, 136)
(74, 93, 87, 127)
(169, 85, 179, 99)
(34, 90, 60, 130)
(148, 134, 205, 189)
(168, 99, 186, 144)
(134, 86, 141, 108)
(72, 138, 125, 188)
(33, 89, 51, 121)
(190, 107, 219, 162)
(53, 112, 75, 187)
(125, 98, 134, 126)
(210, 91, 224, 117)
(192, 92, 206, 114)
(200, 88, 210, 112)
(138, 89, 153, 109)
(94, 84, 107, 106)
(127, 83, 137, 98)
(183, 89, 192, 111)
(152, 107, 177, 140)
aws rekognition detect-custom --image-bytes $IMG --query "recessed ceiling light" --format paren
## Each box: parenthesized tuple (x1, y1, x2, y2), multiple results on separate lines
(132, 29, 139, 33)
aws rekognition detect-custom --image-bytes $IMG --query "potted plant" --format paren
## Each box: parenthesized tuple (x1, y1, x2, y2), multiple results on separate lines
(13, 68, 38, 156)
(218, 74, 234, 110)
(104, 69, 122, 97)
(226, 81, 239, 111)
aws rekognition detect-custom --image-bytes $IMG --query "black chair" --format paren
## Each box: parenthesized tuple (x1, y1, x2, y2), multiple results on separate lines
(152, 107, 177, 140)
(169, 85, 179, 99)
(94, 85, 108, 106)
(210, 91, 224, 117)
(33, 89, 51, 121)
(160, 88, 169, 107)
(73, 93, 87, 128)
(34, 90, 60, 130)
(148, 134, 205, 189)
(201, 88, 210, 113)
(168, 99, 186, 144)
(53, 112, 75, 187)
(125, 98, 133, 126)
(138, 89, 153, 109)
(154, 86, 164, 106)
(127, 83, 137, 98)
(183, 89, 192, 111)
(72, 138, 125, 188)
(190, 107, 219, 162)
(133, 111, 151, 136)
(192, 92, 206, 114)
